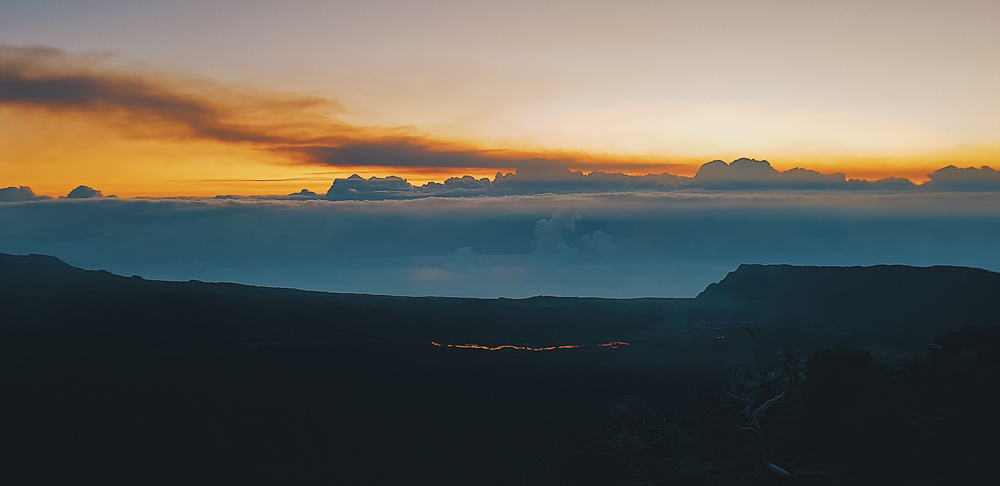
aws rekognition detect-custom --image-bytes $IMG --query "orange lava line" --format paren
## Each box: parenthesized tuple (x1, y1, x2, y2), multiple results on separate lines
(597, 341, 629, 349)
(430, 341, 628, 351)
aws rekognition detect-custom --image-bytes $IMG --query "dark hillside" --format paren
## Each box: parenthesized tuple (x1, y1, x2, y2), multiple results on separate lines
(3, 253, 1000, 484)
(697, 263, 1000, 348)
(0, 253, 671, 352)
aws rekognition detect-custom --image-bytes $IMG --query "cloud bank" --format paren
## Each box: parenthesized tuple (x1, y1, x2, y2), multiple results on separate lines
(9, 158, 996, 209)
(922, 166, 1000, 191)
(4, 45, 998, 300)
(311, 159, 1000, 201)
(2, 191, 998, 298)
(0, 186, 50, 202)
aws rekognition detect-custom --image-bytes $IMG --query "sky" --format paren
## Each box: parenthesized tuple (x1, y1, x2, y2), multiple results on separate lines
(2, 0, 999, 197)
(2, 1, 999, 297)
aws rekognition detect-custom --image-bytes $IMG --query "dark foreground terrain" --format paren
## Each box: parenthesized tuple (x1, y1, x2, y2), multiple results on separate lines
(2, 253, 998, 484)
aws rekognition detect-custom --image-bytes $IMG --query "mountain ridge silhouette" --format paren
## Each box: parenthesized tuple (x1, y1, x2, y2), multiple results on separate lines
(3, 252, 1000, 484)
(4, 252, 998, 352)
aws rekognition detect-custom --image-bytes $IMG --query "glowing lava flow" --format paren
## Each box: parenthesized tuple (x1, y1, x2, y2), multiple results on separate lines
(430, 341, 629, 351)
(597, 341, 629, 349)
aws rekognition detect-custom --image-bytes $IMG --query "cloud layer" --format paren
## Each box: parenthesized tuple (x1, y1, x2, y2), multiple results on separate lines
(922, 166, 1000, 191)
(4, 44, 999, 300)
(2, 190, 998, 298)
(311, 159, 1000, 201)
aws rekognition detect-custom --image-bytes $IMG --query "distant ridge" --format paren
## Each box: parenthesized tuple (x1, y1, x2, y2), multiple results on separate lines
(697, 263, 1000, 337)
(5, 253, 999, 309)
(0, 252, 669, 349)
(3, 253, 999, 352)
(0, 252, 93, 276)
(4, 256, 1000, 485)
(698, 263, 1000, 306)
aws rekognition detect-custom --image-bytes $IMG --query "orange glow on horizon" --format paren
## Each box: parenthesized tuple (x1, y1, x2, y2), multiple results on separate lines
(6, 104, 1000, 198)
(5, 45, 1000, 198)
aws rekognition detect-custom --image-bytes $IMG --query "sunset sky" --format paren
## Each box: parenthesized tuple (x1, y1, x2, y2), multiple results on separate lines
(2, 0, 999, 197)
(2, 1, 999, 298)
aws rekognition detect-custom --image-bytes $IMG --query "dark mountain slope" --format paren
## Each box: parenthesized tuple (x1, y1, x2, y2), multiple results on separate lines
(5, 254, 1000, 354)
(697, 263, 1000, 347)
(3, 253, 1000, 484)
(698, 263, 1000, 313)
(0, 253, 673, 354)
(0, 254, 684, 484)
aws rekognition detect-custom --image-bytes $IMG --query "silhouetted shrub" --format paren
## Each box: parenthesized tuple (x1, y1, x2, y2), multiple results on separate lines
(551, 329, 1000, 485)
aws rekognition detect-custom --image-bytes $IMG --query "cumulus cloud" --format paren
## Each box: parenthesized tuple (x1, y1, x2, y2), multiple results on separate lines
(442, 246, 485, 274)
(318, 158, 941, 201)
(325, 175, 415, 200)
(922, 165, 1000, 191)
(434, 175, 493, 190)
(778, 167, 848, 188)
(312, 158, 997, 196)
(577, 230, 617, 256)
(530, 210, 617, 263)
(532, 210, 581, 261)
(691, 158, 908, 190)
(694, 158, 780, 185)
(848, 177, 915, 190)
(288, 188, 321, 198)
(65, 185, 104, 198)
(0, 185, 50, 202)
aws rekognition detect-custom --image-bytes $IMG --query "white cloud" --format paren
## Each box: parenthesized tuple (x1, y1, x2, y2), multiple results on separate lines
(531, 210, 580, 261)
